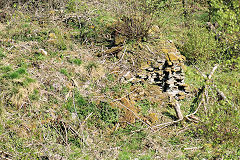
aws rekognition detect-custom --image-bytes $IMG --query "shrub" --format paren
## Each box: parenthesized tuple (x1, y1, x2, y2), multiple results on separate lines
(113, 0, 154, 42)
(179, 22, 220, 62)
(209, 0, 240, 34)
(114, 14, 152, 42)
(208, 0, 240, 59)
(193, 102, 240, 158)
(0, 0, 69, 10)
(63, 90, 119, 127)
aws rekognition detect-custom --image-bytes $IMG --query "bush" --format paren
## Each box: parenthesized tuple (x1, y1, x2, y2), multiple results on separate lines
(0, 0, 70, 11)
(113, 0, 154, 42)
(209, 0, 240, 34)
(179, 22, 221, 62)
(208, 0, 240, 60)
(192, 102, 240, 158)
(114, 14, 152, 42)
(63, 90, 119, 128)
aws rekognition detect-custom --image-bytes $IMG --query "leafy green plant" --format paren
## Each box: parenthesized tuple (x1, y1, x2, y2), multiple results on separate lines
(2, 67, 27, 79)
(68, 58, 82, 65)
(66, 0, 78, 13)
(29, 89, 40, 101)
(118, 151, 131, 160)
(137, 99, 151, 116)
(63, 90, 119, 127)
(23, 77, 36, 86)
(179, 22, 220, 62)
(192, 102, 240, 157)
(107, 73, 115, 82)
(56, 39, 67, 50)
(0, 65, 12, 73)
(207, 0, 240, 60)
(0, 48, 6, 59)
(60, 68, 71, 78)
(85, 62, 97, 74)
(209, 0, 240, 33)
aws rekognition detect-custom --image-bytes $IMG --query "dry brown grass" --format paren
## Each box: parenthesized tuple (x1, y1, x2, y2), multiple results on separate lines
(0, 0, 239, 159)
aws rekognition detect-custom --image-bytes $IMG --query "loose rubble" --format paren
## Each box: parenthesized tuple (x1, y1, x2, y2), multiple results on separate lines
(122, 40, 190, 100)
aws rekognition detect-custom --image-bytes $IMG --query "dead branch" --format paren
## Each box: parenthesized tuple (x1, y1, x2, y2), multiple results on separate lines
(145, 44, 155, 55)
(72, 91, 81, 126)
(192, 64, 207, 78)
(174, 101, 184, 120)
(81, 112, 93, 127)
(208, 64, 219, 80)
(212, 84, 227, 101)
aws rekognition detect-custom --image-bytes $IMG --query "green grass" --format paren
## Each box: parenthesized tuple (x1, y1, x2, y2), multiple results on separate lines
(29, 89, 40, 101)
(0, 0, 239, 159)
(2, 67, 27, 79)
(68, 58, 82, 65)
(63, 90, 119, 128)
(60, 68, 71, 77)
(0, 48, 6, 59)
(0, 65, 12, 72)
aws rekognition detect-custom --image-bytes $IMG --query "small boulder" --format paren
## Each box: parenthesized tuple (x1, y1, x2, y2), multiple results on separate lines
(39, 49, 47, 56)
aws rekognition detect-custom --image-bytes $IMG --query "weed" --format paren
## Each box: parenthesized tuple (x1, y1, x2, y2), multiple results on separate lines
(0, 48, 6, 59)
(179, 22, 220, 62)
(63, 90, 119, 128)
(118, 151, 131, 160)
(66, 0, 78, 13)
(68, 58, 82, 65)
(85, 62, 97, 74)
(137, 99, 156, 116)
(29, 89, 40, 101)
(0, 65, 12, 72)
(107, 73, 115, 82)
(98, 102, 119, 127)
(56, 40, 67, 50)
(2, 67, 27, 79)
(23, 77, 36, 85)
(60, 68, 71, 78)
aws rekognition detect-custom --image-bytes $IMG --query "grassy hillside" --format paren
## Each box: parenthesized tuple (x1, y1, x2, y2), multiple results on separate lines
(0, 0, 239, 159)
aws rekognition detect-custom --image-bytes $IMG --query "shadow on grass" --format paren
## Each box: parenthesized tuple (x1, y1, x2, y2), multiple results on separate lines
(162, 111, 177, 121)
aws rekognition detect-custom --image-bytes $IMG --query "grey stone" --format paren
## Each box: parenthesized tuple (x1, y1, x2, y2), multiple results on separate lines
(147, 67, 154, 72)
(138, 74, 148, 79)
(166, 78, 175, 84)
(157, 59, 165, 63)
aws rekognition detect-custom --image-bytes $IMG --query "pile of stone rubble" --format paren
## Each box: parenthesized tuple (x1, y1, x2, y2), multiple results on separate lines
(122, 41, 191, 100)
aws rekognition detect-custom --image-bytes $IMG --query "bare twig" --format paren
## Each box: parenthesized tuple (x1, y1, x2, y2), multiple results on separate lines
(145, 44, 155, 55)
(81, 112, 93, 127)
(174, 101, 183, 120)
(72, 91, 81, 126)
(192, 64, 207, 78)
(68, 125, 81, 138)
(184, 147, 201, 150)
(208, 64, 219, 80)
(61, 121, 68, 146)
(52, 125, 67, 145)
(114, 46, 127, 64)
(212, 84, 227, 101)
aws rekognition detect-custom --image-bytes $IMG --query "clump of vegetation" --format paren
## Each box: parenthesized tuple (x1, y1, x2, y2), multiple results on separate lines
(179, 23, 221, 61)
(112, 0, 156, 43)
(0, 0, 239, 159)
(63, 90, 119, 128)
(68, 58, 82, 65)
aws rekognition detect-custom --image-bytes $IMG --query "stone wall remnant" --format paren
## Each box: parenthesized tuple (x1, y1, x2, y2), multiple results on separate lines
(122, 40, 190, 100)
